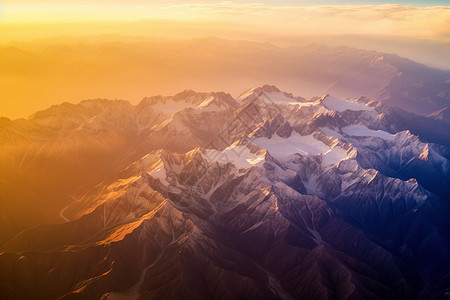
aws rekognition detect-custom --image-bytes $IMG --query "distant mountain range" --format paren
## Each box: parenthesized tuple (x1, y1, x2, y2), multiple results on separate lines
(1, 84, 449, 299)
(1, 38, 449, 122)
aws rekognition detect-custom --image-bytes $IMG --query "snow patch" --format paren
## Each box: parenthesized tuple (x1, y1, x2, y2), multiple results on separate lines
(198, 96, 215, 107)
(203, 145, 265, 169)
(320, 127, 344, 139)
(253, 132, 328, 157)
(253, 132, 349, 166)
(323, 95, 373, 112)
(342, 124, 395, 140)
(322, 146, 349, 165)
(148, 164, 169, 186)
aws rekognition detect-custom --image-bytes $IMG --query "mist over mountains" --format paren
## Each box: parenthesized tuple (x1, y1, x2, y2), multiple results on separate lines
(1, 37, 449, 121)
(1, 81, 450, 299)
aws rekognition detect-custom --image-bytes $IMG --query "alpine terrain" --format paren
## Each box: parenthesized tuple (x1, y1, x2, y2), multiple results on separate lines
(1, 85, 450, 299)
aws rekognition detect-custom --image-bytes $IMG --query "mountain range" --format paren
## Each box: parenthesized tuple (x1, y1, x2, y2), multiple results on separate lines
(1, 83, 450, 299)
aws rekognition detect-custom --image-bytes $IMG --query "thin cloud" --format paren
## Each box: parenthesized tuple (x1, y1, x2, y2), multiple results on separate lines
(1, 1, 449, 41)
(156, 2, 450, 40)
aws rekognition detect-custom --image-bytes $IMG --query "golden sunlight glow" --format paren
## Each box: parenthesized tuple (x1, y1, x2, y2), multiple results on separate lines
(1, 3, 449, 41)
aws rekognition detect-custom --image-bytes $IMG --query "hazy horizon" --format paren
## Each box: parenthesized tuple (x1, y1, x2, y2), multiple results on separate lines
(1, 1, 449, 119)
(1, 35, 449, 120)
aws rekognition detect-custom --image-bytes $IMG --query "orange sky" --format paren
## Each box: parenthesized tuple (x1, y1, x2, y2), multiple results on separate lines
(1, 2, 449, 43)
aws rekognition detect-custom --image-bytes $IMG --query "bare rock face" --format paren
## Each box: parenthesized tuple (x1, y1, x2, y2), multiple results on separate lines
(276, 121, 293, 138)
(1, 86, 450, 299)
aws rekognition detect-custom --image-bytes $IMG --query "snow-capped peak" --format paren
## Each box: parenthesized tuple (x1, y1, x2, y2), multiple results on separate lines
(238, 85, 307, 106)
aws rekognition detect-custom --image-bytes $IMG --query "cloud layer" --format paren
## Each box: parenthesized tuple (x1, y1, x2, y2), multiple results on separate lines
(1, 2, 449, 41)
(158, 2, 450, 40)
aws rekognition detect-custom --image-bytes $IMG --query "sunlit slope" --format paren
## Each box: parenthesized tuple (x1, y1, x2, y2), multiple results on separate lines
(0, 92, 239, 241)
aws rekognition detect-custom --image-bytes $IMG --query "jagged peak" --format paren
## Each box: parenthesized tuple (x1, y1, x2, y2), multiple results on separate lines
(0, 116, 13, 125)
(140, 90, 238, 111)
(138, 95, 165, 106)
(29, 99, 132, 122)
(319, 94, 330, 102)
(79, 98, 128, 106)
(198, 92, 239, 110)
(173, 89, 205, 101)
(238, 84, 297, 103)
(260, 84, 281, 93)
(29, 102, 76, 120)
(239, 85, 280, 97)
